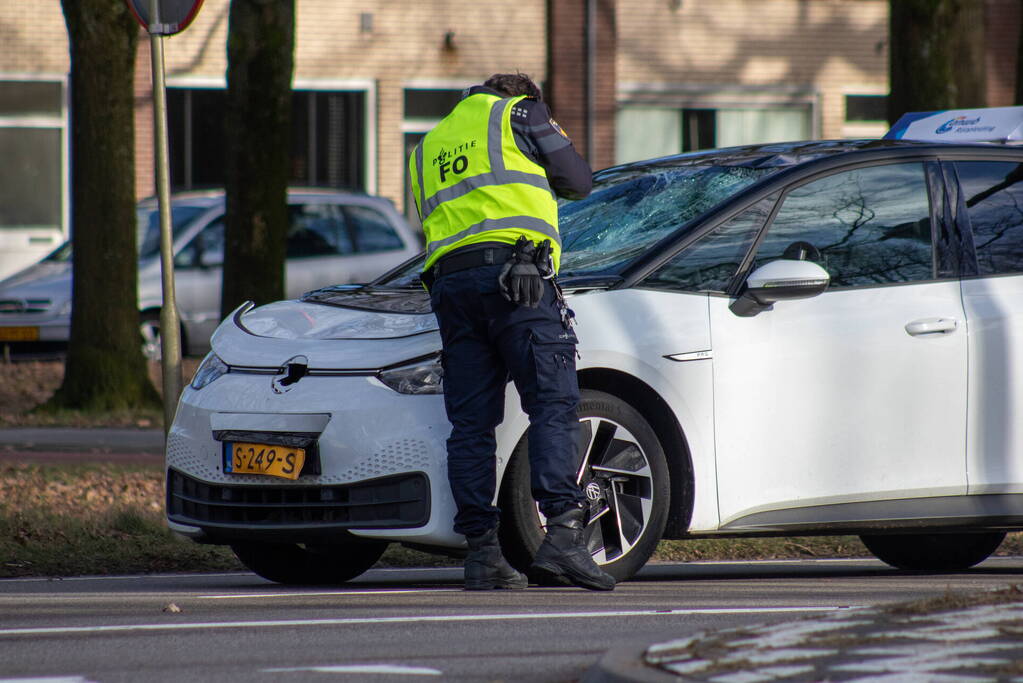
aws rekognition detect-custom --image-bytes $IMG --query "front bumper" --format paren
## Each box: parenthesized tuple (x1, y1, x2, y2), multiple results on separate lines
(167, 468, 430, 543)
(167, 371, 460, 547)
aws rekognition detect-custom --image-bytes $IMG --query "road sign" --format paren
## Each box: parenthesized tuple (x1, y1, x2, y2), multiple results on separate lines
(127, 0, 204, 35)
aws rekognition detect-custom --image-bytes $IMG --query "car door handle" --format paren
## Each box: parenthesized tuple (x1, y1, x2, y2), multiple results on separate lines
(904, 317, 958, 336)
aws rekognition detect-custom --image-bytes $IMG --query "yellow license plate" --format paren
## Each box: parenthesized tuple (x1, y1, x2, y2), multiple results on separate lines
(0, 326, 39, 342)
(225, 442, 305, 480)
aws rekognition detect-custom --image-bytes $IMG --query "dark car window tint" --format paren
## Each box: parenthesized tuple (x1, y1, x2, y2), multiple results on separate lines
(287, 204, 353, 257)
(955, 161, 1023, 275)
(754, 163, 933, 287)
(642, 194, 778, 293)
(347, 205, 403, 253)
(175, 217, 224, 268)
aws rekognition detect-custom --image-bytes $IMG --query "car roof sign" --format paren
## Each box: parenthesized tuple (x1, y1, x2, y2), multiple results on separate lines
(884, 106, 1023, 144)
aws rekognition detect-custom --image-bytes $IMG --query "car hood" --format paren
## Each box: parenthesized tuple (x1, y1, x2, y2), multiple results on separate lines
(0, 261, 71, 295)
(210, 294, 440, 370)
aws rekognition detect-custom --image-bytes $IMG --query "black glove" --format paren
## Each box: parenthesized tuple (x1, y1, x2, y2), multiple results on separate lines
(499, 236, 543, 308)
(534, 239, 553, 278)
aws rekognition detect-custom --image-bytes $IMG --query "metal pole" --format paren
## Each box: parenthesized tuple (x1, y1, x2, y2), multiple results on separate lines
(148, 2, 184, 434)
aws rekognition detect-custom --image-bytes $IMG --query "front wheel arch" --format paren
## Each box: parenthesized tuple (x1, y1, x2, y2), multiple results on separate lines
(578, 368, 694, 538)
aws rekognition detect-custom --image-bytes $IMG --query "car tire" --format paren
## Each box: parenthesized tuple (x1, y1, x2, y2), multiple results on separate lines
(860, 531, 1006, 571)
(140, 310, 187, 361)
(140, 311, 162, 361)
(498, 389, 670, 583)
(229, 541, 389, 585)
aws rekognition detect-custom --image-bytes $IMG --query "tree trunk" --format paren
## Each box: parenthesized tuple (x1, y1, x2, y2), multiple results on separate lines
(221, 0, 295, 319)
(888, 0, 986, 125)
(47, 0, 160, 413)
(1016, 0, 1023, 105)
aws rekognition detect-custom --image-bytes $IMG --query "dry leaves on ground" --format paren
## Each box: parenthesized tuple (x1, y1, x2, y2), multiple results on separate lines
(0, 358, 200, 427)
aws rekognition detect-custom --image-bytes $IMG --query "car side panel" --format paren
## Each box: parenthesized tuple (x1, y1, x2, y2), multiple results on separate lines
(963, 273, 1023, 494)
(711, 282, 968, 528)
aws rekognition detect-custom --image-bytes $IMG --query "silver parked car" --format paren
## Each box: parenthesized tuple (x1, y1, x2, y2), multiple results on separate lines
(0, 188, 421, 358)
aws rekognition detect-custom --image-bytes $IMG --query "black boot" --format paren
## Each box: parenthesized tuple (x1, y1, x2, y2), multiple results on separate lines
(464, 527, 528, 590)
(531, 507, 616, 591)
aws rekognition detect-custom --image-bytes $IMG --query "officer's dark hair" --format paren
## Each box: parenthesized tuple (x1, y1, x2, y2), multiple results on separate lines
(483, 72, 542, 100)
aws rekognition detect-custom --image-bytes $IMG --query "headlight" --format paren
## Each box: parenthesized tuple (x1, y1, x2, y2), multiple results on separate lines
(189, 352, 229, 390)
(377, 355, 444, 395)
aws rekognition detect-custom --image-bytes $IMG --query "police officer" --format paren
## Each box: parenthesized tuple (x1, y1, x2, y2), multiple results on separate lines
(409, 73, 615, 591)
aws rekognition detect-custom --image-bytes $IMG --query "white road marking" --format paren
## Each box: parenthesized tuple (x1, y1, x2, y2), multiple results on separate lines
(264, 665, 441, 676)
(0, 678, 96, 683)
(0, 573, 253, 583)
(0, 606, 857, 637)
(197, 588, 460, 599)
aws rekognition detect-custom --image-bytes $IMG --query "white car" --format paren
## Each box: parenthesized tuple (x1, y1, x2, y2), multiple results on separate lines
(166, 128, 1023, 584)
(0, 189, 420, 358)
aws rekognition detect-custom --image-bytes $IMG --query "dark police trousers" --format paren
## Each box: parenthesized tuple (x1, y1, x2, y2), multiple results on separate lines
(429, 262, 586, 538)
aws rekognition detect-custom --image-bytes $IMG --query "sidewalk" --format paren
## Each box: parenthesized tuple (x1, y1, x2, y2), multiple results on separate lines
(586, 587, 1023, 682)
(0, 427, 164, 463)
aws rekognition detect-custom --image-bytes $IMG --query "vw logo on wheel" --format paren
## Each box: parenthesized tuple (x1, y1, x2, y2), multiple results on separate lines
(584, 481, 602, 501)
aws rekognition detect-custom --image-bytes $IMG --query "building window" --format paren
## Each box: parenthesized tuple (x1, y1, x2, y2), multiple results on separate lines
(404, 89, 462, 121)
(845, 95, 887, 123)
(842, 94, 889, 139)
(291, 91, 366, 190)
(0, 81, 62, 117)
(616, 104, 811, 164)
(0, 79, 66, 279)
(168, 88, 367, 192)
(402, 88, 464, 229)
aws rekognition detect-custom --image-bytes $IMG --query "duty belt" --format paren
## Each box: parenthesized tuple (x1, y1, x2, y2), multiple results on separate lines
(421, 244, 514, 290)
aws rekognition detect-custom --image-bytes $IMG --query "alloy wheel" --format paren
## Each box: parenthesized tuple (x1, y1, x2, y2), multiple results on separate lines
(536, 417, 655, 565)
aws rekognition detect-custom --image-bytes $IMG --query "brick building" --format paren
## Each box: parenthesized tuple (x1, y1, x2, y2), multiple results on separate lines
(0, 0, 1018, 278)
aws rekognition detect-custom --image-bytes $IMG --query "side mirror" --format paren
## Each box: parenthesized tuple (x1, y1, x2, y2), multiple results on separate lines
(729, 259, 830, 317)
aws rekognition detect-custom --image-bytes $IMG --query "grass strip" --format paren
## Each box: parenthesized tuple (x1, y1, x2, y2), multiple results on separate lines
(2, 462, 1020, 579)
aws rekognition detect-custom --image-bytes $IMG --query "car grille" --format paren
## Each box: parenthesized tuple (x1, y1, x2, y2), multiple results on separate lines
(0, 299, 51, 314)
(167, 468, 430, 531)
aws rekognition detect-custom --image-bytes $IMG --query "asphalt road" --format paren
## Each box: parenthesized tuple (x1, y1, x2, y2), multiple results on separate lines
(2, 558, 1022, 682)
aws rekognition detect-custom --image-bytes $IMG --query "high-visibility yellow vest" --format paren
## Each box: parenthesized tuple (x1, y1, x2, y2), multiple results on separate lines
(409, 93, 561, 273)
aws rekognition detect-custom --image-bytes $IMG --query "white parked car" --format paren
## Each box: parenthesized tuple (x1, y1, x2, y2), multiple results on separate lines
(166, 117, 1023, 584)
(0, 189, 420, 358)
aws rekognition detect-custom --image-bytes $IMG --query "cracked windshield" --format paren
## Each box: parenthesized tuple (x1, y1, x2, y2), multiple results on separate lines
(376, 162, 776, 288)
(557, 163, 776, 275)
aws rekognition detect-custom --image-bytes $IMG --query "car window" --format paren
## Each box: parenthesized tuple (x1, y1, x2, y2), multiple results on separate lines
(346, 205, 404, 253)
(287, 203, 353, 258)
(175, 217, 224, 268)
(45, 204, 208, 264)
(138, 204, 210, 260)
(641, 194, 778, 293)
(753, 163, 934, 288)
(558, 165, 777, 275)
(955, 160, 1023, 275)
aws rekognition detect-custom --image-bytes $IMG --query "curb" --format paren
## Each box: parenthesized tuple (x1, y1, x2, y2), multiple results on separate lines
(583, 640, 682, 683)
(0, 450, 163, 464)
(0, 428, 164, 455)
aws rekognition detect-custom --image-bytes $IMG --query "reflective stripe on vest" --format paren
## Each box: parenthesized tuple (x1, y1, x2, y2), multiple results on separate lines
(417, 98, 553, 221)
(412, 94, 561, 272)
